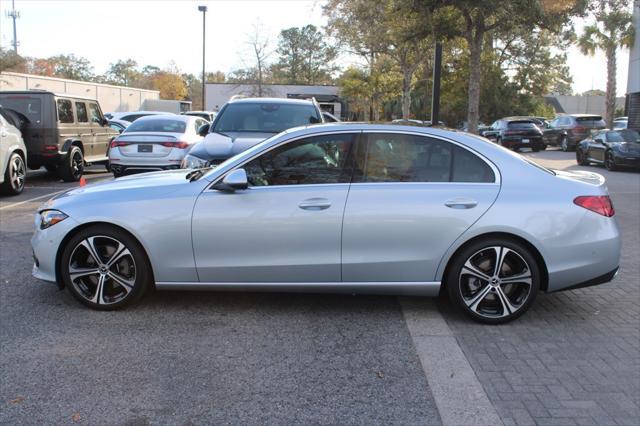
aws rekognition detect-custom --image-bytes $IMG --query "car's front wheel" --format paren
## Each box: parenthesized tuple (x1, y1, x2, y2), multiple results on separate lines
(604, 151, 618, 171)
(576, 148, 589, 166)
(447, 239, 540, 324)
(60, 225, 151, 310)
(561, 136, 571, 152)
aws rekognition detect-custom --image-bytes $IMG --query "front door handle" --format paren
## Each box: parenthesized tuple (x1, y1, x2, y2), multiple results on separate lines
(299, 198, 331, 211)
(444, 198, 478, 209)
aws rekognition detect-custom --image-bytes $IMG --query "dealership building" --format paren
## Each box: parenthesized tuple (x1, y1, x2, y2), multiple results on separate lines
(626, 0, 640, 131)
(0, 71, 160, 112)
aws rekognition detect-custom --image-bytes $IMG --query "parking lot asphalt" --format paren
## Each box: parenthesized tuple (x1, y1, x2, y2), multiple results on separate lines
(0, 151, 638, 425)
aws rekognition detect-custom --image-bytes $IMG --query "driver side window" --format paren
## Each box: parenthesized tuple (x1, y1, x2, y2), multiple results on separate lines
(244, 133, 356, 186)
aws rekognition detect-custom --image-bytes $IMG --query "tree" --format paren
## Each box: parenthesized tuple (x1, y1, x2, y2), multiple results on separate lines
(273, 25, 337, 84)
(151, 64, 188, 100)
(244, 21, 271, 97)
(28, 54, 94, 81)
(0, 48, 27, 73)
(104, 59, 139, 86)
(577, 0, 634, 126)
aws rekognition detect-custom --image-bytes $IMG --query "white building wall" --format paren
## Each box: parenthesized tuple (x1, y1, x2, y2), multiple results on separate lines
(0, 71, 160, 112)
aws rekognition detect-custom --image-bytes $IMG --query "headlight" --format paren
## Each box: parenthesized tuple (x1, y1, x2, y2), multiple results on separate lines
(39, 210, 68, 229)
(181, 154, 209, 169)
(617, 143, 628, 153)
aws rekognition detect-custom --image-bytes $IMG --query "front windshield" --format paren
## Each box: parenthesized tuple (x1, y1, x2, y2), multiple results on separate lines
(125, 119, 186, 133)
(213, 103, 321, 133)
(607, 130, 639, 143)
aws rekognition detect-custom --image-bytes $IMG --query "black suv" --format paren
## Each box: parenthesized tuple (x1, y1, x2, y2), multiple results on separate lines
(0, 91, 118, 181)
(483, 117, 545, 151)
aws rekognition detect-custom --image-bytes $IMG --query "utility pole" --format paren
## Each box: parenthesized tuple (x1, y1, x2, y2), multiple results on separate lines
(198, 5, 207, 111)
(6, 0, 20, 53)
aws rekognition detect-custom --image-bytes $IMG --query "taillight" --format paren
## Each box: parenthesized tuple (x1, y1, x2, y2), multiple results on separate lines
(43, 145, 57, 151)
(161, 141, 189, 149)
(573, 196, 615, 217)
(573, 126, 586, 133)
(110, 140, 130, 148)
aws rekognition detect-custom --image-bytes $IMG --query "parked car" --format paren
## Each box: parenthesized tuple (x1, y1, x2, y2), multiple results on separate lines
(32, 124, 620, 324)
(107, 119, 130, 134)
(182, 110, 216, 122)
(108, 114, 208, 177)
(483, 117, 545, 151)
(0, 91, 118, 181)
(576, 129, 640, 171)
(181, 97, 324, 169)
(613, 117, 628, 130)
(543, 114, 606, 152)
(0, 106, 27, 195)
(106, 111, 173, 123)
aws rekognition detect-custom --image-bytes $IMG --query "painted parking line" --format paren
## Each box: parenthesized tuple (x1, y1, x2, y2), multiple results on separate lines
(400, 297, 503, 426)
(0, 189, 68, 211)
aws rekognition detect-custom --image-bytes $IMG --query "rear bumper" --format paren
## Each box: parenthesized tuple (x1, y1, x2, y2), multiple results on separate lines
(110, 164, 182, 175)
(548, 267, 618, 293)
(502, 136, 544, 149)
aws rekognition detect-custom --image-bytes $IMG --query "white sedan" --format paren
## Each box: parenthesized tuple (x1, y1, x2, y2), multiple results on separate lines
(108, 115, 208, 177)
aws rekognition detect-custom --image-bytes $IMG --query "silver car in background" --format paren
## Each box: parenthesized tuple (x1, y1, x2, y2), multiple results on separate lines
(0, 106, 27, 195)
(108, 115, 208, 177)
(31, 124, 620, 323)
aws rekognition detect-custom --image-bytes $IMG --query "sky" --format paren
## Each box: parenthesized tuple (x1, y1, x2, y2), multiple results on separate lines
(0, 0, 632, 96)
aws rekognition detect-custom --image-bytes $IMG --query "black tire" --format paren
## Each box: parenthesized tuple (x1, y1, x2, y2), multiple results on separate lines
(1, 152, 26, 195)
(496, 137, 502, 147)
(561, 136, 573, 152)
(532, 146, 540, 152)
(540, 144, 547, 151)
(604, 151, 618, 171)
(576, 149, 589, 166)
(446, 238, 540, 324)
(59, 145, 84, 182)
(60, 225, 151, 310)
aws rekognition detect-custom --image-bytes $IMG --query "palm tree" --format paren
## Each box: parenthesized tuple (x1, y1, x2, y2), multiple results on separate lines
(577, 0, 634, 127)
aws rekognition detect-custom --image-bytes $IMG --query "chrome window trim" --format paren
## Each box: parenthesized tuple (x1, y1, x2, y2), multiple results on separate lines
(207, 128, 502, 190)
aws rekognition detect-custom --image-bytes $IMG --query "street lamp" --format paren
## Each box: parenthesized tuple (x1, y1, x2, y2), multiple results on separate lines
(198, 5, 207, 111)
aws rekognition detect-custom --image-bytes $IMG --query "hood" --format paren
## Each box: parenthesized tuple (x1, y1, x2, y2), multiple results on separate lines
(188, 131, 275, 161)
(41, 169, 198, 211)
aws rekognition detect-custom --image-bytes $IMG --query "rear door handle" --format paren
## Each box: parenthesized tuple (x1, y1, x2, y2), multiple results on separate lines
(444, 198, 478, 209)
(299, 198, 331, 211)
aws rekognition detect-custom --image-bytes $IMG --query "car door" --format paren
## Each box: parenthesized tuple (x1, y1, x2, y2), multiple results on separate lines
(341, 132, 500, 283)
(88, 102, 112, 159)
(73, 101, 94, 158)
(191, 132, 359, 282)
(590, 133, 607, 162)
(543, 118, 560, 145)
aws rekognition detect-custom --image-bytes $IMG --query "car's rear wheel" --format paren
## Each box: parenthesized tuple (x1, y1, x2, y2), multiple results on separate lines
(447, 239, 540, 324)
(1, 152, 26, 195)
(59, 146, 84, 182)
(60, 225, 151, 310)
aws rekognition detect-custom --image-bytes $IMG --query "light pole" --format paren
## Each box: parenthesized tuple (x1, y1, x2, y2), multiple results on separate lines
(198, 5, 207, 111)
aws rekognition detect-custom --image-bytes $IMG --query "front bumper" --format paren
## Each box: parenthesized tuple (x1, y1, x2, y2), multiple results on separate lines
(31, 213, 80, 285)
(613, 153, 640, 168)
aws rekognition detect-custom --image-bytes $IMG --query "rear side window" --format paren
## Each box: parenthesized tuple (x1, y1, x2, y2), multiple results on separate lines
(357, 133, 494, 183)
(88, 103, 102, 123)
(57, 99, 74, 123)
(0, 96, 42, 125)
(75, 102, 88, 123)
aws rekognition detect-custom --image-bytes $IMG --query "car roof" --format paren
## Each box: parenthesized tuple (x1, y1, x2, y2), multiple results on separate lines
(501, 116, 536, 122)
(0, 90, 97, 102)
(132, 114, 193, 122)
(564, 114, 602, 118)
(227, 97, 315, 106)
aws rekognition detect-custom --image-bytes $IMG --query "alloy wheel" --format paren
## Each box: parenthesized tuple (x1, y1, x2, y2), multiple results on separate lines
(561, 136, 569, 152)
(605, 152, 616, 171)
(68, 236, 136, 305)
(71, 150, 84, 180)
(458, 246, 533, 320)
(9, 154, 25, 193)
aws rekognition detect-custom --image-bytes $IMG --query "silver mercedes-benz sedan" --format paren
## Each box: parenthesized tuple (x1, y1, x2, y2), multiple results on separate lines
(31, 124, 621, 323)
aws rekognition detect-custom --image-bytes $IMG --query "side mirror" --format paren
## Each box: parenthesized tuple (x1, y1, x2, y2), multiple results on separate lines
(101, 118, 109, 126)
(213, 168, 248, 192)
(198, 123, 210, 137)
